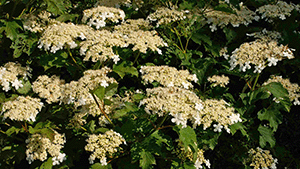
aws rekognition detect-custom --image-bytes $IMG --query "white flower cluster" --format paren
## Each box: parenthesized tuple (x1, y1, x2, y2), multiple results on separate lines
(256, 1, 298, 22)
(26, 131, 66, 165)
(246, 28, 282, 42)
(203, 4, 259, 32)
(207, 75, 230, 87)
(194, 149, 211, 169)
(22, 11, 53, 33)
(38, 22, 93, 53)
(85, 130, 126, 165)
(1, 96, 43, 122)
(82, 6, 125, 29)
(0, 62, 31, 92)
(32, 75, 65, 104)
(263, 76, 300, 106)
(140, 66, 241, 132)
(226, 40, 295, 73)
(147, 7, 189, 27)
(140, 65, 198, 89)
(248, 147, 278, 169)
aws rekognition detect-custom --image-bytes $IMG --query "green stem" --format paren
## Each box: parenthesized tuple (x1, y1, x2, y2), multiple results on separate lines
(252, 74, 260, 90)
(157, 114, 169, 129)
(133, 51, 140, 65)
(91, 93, 115, 126)
(68, 48, 85, 71)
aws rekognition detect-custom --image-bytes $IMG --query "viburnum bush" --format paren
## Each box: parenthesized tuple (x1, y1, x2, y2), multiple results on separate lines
(1, 0, 300, 168)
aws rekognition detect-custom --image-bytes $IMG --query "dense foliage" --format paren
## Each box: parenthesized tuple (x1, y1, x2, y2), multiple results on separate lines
(1, 0, 300, 168)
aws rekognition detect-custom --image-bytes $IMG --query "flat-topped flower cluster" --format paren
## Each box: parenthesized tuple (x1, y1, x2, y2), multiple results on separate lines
(85, 130, 126, 165)
(1, 96, 43, 122)
(140, 65, 242, 132)
(248, 147, 278, 169)
(0, 62, 31, 92)
(225, 40, 295, 73)
(26, 131, 66, 165)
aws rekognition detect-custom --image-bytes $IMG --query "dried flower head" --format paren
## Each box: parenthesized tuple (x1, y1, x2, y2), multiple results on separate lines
(207, 75, 230, 87)
(25, 131, 66, 165)
(82, 6, 125, 29)
(226, 40, 295, 73)
(140, 65, 198, 89)
(85, 130, 126, 165)
(203, 4, 259, 32)
(32, 75, 65, 104)
(1, 96, 43, 122)
(256, 1, 297, 22)
(0, 62, 31, 92)
(248, 147, 278, 169)
(263, 76, 300, 105)
(147, 7, 189, 27)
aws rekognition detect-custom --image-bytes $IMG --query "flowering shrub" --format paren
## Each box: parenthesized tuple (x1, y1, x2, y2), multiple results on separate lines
(1, 0, 300, 168)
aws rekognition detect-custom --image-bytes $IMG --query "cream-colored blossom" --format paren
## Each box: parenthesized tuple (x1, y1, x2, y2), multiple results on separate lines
(257, 1, 297, 22)
(227, 40, 295, 73)
(32, 75, 65, 104)
(25, 131, 66, 165)
(263, 76, 300, 105)
(140, 65, 197, 89)
(79, 30, 126, 62)
(85, 130, 126, 165)
(141, 86, 240, 132)
(82, 6, 125, 29)
(147, 7, 189, 27)
(203, 4, 259, 32)
(246, 28, 282, 42)
(1, 96, 43, 122)
(38, 22, 94, 53)
(248, 147, 278, 169)
(207, 75, 229, 87)
(22, 11, 53, 33)
(194, 149, 211, 169)
(0, 62, 31, 92)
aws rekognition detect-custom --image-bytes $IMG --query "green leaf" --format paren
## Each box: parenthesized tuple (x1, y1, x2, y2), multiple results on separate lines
(45, 0, 69, 15)
(17, 80, 31, 94)
(258, 125, 276, 148)
(229, 122, 249, 139)
(88, 120, 96, 133)
(39, 157, 53, 169)
(90, 163, 112, 169)
(175, 126, 197, 152)
(105, 83, 118, 97)
(113, 61, 138, 78)
(139, 149, 156, 169)
(258, 109, 282, 132)
(10, 34, 38, 58)
(3, 20, 22, 40)
(214, 3, 236, 14)
(263, 82, 289, 101)
(38, 51, 69, 70)
(93, 86, 105, 100)
(223, 27, 237, 44)
(113, 102, 137, 119)
(6, 126, 20, 136)
(191, 33, 212, 46)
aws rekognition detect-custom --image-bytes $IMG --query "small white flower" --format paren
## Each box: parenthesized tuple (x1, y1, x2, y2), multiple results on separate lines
(112, 55, 120, 64)
(254, 64, 265, 73)
(230, 113, 242, 124)
(182, 82, 190, 89)
(68, 41, 78, 49)
(100, 80, 109, 88)
(209, 24, 217, 32)
(11, 79, 23, 90)
(192, 74, 198, 83)
(194, 158, 203, 169)
(268, 57, 279, 67)
(2, 80, 11, 92)
(213, 123, 223, 132)
(167, 82, 174, 87)
(195, 103, 204, 111)
(100, 157, 107, 166)
(78, 97, 87, 106)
